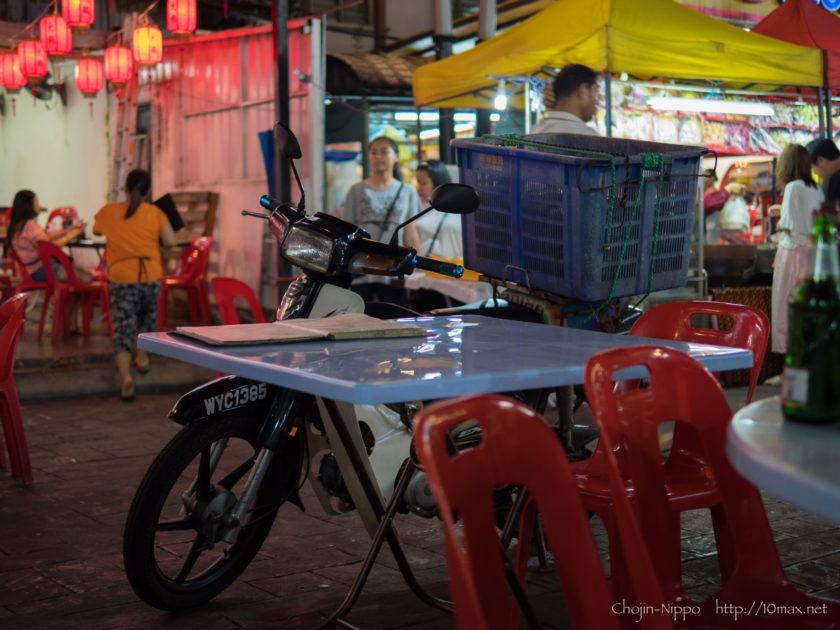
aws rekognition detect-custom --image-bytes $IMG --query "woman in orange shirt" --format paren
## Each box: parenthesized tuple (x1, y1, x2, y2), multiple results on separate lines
(94, 170, 176, 402)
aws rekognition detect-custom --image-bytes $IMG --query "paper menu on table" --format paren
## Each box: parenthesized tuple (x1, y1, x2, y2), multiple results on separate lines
(174, 313, 427, 346)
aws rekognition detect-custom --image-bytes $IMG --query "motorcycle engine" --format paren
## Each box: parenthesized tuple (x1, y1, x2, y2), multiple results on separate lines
(400, 469, 437, 518)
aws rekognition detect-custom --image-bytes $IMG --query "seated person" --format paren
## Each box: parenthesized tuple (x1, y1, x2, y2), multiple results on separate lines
(5, 190, 84, 281)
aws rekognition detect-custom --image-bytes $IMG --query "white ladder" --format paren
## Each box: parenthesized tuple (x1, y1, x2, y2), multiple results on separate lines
(109, 74, 139, 202)
(109, 14, 140, 202)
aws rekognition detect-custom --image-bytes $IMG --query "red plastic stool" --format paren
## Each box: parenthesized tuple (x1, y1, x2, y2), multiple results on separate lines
(414, 394, 671, 630)
(156, 237, 213, 330)
(211, 276, 266, 325)
(0, 294, 33, 484)
(571, 301, 769, 594)
(585, 345, 840, 626)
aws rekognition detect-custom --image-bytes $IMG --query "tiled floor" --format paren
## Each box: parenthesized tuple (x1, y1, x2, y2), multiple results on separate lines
(0, 385, 838, 629)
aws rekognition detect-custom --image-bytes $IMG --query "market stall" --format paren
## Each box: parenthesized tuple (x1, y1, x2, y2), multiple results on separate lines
(413, 0, 823, 110)
(752, 0, 840, 139)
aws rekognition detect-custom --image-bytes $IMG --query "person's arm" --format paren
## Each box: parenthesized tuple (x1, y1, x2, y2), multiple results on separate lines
(160, 221, 177, 248)
(49, 226, 83, 247)
(403, 221, 421, 251)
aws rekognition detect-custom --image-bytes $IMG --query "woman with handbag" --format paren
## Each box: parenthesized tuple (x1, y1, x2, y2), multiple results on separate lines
(336, 136, 422, 304)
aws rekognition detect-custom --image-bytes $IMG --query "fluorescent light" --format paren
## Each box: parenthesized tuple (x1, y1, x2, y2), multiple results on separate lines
(490, 112, 501, 122)
(454, 122, 475, 133)
(419, 128, 440, 140)
(648, 96, 774, 117)
(453, 112, 476, 122)
(494, 79, 507, 111)
(394, 112, 440, 122)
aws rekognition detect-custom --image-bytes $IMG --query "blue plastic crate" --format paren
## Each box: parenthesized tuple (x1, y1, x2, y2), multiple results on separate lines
(454, 134, 706, 302)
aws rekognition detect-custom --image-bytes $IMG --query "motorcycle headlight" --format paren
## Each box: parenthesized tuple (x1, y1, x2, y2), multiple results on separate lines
(282, 225, 334, 273)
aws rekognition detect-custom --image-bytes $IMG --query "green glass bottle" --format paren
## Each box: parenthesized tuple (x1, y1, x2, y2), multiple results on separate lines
(782, 203, 840, 423)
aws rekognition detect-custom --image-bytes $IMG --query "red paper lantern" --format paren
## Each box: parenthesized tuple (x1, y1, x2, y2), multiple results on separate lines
(75, 57, 103, 97)
(133, 24, 163, 65)
(40, 15, 73, 55)
(167, 0, 197, 36)
(1, 53, 27, 94)
(61, 0, 95, 30)
(18, 40, 49, 85)
(104, 44, 133, 85)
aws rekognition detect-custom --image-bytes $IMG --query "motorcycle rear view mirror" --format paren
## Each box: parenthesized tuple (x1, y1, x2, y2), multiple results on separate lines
(429, 183, 480, 215)
(274, 122, 302, 159)
(273, 121, 306, 213)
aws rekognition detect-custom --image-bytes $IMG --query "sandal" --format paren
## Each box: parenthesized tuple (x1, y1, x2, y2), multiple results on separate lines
(120, 380, 136, 402)
(135, 361, 150, 374)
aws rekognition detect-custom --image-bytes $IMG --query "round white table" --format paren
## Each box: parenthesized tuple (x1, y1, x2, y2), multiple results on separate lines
(727, 396, 840, 524)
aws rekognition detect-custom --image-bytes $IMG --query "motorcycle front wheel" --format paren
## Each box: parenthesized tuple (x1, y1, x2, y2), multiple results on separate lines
(123, 413, 299, 610)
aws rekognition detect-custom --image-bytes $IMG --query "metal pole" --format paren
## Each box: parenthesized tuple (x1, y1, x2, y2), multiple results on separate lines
(819, 87, 826, 139)
(373, 0, 386, 53)
(524, 80, 531, 134)
(434, 0, 454, 162)
(273, 0, 291, 203)
(604, 72, 612, 138)
(825, 51, 834, 140)
(475, 0, 496, 137)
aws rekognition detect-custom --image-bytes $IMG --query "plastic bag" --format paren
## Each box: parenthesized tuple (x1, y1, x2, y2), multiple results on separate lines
(719, 195, 750, 233)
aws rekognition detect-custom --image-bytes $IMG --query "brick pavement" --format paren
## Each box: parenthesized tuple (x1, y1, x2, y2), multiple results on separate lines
(0, 386, 839, 629)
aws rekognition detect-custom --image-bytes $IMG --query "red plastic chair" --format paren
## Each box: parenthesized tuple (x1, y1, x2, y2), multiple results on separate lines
(156, 237, 213, 330)
(36, 241, 112, 342)
(7, 250, 48, 333)
(0, 294, 33, 484)
(211, 277, 267, 325)
(571, 301, 769, 593)
(585, 345, 840, 626)
(46, 206, 78, 231)
(414, 394, 672, 630)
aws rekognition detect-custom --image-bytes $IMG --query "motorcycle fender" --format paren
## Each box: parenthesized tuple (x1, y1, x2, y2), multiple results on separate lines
(168, 375, 279, 426)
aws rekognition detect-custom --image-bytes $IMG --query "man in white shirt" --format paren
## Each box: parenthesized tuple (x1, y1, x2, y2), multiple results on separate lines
(532, 64, 600, 136)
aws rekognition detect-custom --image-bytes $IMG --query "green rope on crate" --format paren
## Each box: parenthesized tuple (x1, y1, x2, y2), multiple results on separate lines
(481, 135, 666, 318)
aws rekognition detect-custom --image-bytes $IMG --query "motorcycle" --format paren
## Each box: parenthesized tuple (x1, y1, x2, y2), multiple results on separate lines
(123, 123, 492, 610)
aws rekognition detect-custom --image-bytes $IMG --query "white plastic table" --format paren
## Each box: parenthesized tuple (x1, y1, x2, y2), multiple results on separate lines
(139, 314, 752, 404)
(727, 396, 840, 524)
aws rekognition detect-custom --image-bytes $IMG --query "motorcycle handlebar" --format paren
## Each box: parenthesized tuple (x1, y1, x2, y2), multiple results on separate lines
(413, 256, 464, 279)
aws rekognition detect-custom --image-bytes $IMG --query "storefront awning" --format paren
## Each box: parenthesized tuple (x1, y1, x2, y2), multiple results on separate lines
(752, 0, 840, 89)
(413, 0, 824, 108)
(328, 53, 431, 97)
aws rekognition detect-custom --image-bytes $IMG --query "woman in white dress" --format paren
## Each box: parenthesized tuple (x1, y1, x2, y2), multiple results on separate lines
(771, 144, 825, 354)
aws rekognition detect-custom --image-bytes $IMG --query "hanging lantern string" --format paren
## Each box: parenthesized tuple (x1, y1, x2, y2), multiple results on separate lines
(138, 0, 163, 22)
(2, 0, 57, 48)
(3, 0, 166, 52)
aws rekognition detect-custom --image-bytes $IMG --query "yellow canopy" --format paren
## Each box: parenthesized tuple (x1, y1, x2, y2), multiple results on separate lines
(413, 0, 823, 108)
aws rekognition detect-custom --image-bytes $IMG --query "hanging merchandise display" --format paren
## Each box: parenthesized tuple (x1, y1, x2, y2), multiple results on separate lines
(17, 39, 49, 85)
(104, 44, 133, 85)
(62, 0, 96, 30)
(604, 81, 822, 156)
(167, 0, 197, 36)
(133, 24, 163, 65)
(39, 15, 73, 56)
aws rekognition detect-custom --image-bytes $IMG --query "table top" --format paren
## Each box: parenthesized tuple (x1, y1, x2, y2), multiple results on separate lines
(727, 396, 840, 524)
(67, 239, 106, 249)
(139, 315, 752, 405)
